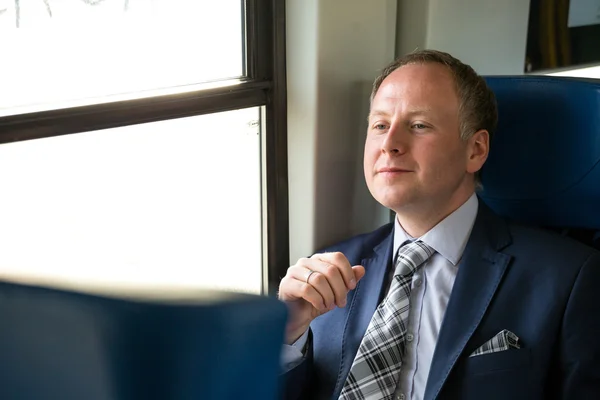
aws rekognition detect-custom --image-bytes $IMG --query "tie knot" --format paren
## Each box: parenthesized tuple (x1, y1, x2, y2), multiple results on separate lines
(394, 240, 435, 277)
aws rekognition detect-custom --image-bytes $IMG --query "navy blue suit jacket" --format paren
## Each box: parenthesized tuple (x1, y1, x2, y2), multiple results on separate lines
(283, 202, 600, 400)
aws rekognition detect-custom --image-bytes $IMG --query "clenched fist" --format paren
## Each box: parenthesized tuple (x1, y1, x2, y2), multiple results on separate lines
(278, 252, 366, 344)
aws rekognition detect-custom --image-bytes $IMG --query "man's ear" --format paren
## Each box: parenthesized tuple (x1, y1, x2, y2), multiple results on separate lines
(466, 129, 489, 174)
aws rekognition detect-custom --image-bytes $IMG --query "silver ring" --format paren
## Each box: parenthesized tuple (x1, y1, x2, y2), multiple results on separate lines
(306, 269, 317, 284)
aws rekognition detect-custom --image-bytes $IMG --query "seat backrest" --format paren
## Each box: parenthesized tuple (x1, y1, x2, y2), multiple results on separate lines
(0, 281, 287, 400)
(480, 76, 600, 248)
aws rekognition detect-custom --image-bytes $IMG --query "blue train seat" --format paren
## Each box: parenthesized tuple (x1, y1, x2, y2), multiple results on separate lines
(0, 281, 287, 400)
(481, 76, 600, 249)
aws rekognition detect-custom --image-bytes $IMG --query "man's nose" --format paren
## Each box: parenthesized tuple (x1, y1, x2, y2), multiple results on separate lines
(381, 124, 408, 154)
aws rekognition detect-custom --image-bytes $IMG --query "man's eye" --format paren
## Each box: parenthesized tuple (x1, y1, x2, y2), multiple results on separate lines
(412, 123, 427, 130)
(374, 124, 387, 130)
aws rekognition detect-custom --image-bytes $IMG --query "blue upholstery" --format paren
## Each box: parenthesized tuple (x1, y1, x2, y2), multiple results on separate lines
(480, 76, 600, 235)
(0, 281, 287, 400)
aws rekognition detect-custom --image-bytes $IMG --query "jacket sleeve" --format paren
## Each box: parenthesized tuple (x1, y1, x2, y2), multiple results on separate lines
(558, 251, 600, 398)
(279, 329, 314, 400)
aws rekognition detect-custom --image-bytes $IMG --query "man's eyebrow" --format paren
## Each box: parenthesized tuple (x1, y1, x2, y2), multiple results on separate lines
(368, 109, 433, 118)
(368, 110, 391, 119)
(405, 108, 432, 116)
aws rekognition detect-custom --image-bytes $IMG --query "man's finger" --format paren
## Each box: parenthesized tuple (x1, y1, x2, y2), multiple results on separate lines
(302, 257, 351, 307)
(312, 252, 356, 290)
(282, 276, 328, 312)
(309, 265, 347, 308)
(288, 263, 337, 309)
(352, 265, 366, 282)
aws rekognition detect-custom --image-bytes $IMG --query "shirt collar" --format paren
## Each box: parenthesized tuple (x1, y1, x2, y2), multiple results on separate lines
(393, 193, 479, 266)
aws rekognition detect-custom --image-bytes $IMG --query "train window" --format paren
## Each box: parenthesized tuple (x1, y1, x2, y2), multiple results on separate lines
(525, 0, 600, 75)
(545, 64, 600, 79)
(1, 0, 244, 116)
(0, 0, 288, 295)
(0, 108, 262, 293)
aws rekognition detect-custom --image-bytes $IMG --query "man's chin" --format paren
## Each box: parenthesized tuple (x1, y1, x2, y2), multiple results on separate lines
(376, 192, 416, 211)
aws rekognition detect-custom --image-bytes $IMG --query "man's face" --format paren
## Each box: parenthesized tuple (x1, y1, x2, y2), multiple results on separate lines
(364, 62, 485, 215)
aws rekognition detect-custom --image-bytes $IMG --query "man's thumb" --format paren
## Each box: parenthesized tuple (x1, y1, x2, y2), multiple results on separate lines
(351, 265, 366, 282)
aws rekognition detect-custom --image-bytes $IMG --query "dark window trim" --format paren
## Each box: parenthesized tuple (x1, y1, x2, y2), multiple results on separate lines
(0, 81, 270, 144)
(263, 0, 289, 296)
(0, 0, 289, 296)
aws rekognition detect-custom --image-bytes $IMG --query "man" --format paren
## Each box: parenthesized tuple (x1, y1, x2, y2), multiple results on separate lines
(278, 49, 600, 400)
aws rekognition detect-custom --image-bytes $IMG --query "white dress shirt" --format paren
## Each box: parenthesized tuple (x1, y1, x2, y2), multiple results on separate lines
(281, 194, 478, 400)
(391, 194, 478, 400)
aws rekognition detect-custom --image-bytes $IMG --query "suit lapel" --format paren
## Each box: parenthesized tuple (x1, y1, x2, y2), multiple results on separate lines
(332, 230, 394, 397)
(424, 204, 513, 400)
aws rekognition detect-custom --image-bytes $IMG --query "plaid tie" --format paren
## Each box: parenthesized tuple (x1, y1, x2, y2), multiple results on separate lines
(339, 240, 435, 400)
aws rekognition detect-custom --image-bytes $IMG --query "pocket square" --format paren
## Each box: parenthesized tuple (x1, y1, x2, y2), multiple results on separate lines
(470, 329, 520, 357)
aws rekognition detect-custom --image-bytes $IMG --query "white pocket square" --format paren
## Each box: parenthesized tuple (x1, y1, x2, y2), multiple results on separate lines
(470, 329, 520, 357)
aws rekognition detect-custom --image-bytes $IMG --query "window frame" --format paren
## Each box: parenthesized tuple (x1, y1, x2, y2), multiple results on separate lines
(0, 0, 289, 295)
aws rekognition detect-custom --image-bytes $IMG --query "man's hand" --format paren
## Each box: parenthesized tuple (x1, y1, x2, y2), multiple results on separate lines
(278, 252, 366, 344)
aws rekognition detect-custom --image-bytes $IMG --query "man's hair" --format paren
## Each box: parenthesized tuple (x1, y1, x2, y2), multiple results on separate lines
(370, 49, 498, 187)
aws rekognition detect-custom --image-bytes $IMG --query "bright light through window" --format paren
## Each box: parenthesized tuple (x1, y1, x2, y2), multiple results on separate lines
(546, 64, 600, 79)
(0, 0, 243, 115)
(0, 107, 263, 294)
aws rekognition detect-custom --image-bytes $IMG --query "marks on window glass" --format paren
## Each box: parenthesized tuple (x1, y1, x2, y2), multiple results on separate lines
(7, 0, 131, 28)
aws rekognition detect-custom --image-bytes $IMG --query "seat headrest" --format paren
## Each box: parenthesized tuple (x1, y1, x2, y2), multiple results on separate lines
(480, 76, 600, 230)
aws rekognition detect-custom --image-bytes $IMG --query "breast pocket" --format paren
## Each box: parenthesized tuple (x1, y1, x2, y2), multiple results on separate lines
(446, 349, 536, 400)
(465, 348, 531, 375)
